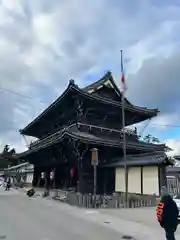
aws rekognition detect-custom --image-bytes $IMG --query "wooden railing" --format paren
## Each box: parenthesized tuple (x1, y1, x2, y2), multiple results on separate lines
(27, 122, 163, 150)
(76, 122, 137, 135)
(29, 128, 66, 149)
(28, 123, 137, 149)
(54, 190, 157, 209)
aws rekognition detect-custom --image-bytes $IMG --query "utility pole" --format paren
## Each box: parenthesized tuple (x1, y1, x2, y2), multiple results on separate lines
(120, 50, 128, 207)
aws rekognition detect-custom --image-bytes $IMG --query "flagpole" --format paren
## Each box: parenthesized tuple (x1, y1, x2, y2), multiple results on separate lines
(120, 50, 128, 207)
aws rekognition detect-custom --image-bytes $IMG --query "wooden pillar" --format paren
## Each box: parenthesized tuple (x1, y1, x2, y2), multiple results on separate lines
(163, 165, 167, 187)
(158, 166, 161, 196)
(78, 152, 83, 193)
(158, 165, 167, 195)
(52, 168, 56, 189)
(54, 167, 59, 189)
(32, 166, 37, 187)
(140, 166, 143, 195)
(103, 168, 107, 194)
(54, 166, 60, 189)
(74, 142, 81, 193)
(34, 166, 42, 187)
(45, 169, 51, 190)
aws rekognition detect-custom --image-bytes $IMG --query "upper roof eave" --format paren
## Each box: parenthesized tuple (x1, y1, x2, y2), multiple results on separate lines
(83, 71, 132, 105)
(78, 86, 159, 114)
(82, 71, 159, 114)
(20, 80, 76, 135)
(83, 71, 121, 95)
(20, 75, 159, 135)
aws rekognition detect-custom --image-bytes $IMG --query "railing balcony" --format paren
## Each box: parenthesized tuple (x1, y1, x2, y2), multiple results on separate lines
(29, 128, 66, 150)
(76, 122, 139, 142)
(28, 122, 163, 151)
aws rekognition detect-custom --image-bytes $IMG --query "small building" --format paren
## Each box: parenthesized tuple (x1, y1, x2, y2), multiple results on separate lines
(17, 72, 172, 196)
(166, 156, 180, 196)
(5, 162, 34, 187)
(105, 152, 172, 196)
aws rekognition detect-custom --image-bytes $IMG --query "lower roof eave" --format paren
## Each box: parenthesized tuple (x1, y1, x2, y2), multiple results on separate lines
(102, 162, 171, 168)
(166, 166, 180, 173)
(17, 131, 166, 159)
(174, 155, 180, 160)
(102, 153, 173, 168)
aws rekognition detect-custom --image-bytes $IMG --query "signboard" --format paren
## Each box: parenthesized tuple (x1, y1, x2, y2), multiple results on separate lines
(41, 172, 45, 179)
(50, 171, 54, 180)
(91, 148, 98, 166)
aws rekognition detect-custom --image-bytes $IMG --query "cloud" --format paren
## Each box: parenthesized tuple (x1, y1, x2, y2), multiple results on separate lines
(0, 0, 180, 154)
(127, 51, 180, 112)
(165, 139, 180, 157)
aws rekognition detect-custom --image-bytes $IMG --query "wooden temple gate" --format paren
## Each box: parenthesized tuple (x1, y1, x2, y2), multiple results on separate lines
(17, 72, 171, 198)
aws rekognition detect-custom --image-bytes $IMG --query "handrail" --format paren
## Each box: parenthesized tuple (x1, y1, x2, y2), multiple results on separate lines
(29, 123, 77, 147)
(29, 122, 138, 149)
(28, 121, 164, 151)
(77, 122, 137, 135)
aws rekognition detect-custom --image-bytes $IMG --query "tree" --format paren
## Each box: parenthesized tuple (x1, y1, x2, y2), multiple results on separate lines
(143, 135, 172, 153)
(152, 137, 160, 143)
(1, 145, 16, 156)
(9, 148, 16, 155)
(0, 145, 18, 167)
(164, 145, 173, 152)
(2, 144, 10, 154)
(143, 134, 152, 143)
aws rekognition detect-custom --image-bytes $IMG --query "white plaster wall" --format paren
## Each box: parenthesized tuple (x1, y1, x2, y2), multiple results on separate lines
(128, 167, 141, 194)
(115, 168, 125, 192)
(26, 173, 33, 184)
(26, 164, 34, 171)
(143, 166, 159, 195)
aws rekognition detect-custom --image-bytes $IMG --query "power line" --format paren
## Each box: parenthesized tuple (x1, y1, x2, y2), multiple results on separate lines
(0, 84, 45, 104)
(139, 122, 180, 128)
(139, 118, 151, 136)
(150, 123, 180, 128)
(0, 83, 180, 129)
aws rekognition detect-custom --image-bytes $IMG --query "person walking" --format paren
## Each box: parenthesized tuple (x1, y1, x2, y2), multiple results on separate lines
(5, 178, 11, 191)
(156, 186, 179, 240)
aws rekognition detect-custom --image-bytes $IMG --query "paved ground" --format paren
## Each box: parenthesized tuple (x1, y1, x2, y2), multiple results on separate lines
(99, 207, 162, 227)
(0, 188, 122, 240)
(1, 188, 180, 240)
(98, 207, 180, 238)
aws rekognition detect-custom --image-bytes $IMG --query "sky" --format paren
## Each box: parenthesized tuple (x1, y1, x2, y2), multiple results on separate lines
(1, 0, 180, 156)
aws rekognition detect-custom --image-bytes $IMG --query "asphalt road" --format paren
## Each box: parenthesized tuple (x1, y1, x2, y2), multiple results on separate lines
(0, 190, 122, 240)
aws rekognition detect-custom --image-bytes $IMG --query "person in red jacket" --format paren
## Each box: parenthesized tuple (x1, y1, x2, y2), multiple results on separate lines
(156, 186, 179, 240)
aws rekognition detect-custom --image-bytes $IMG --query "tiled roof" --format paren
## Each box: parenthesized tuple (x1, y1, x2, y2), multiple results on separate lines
(83, 71, 132, 105)
(103, 152, 172, 167)
(20, 72, 159, 136)
(174, 155, 180, 160)
(166, 166, 180, 173)
(83, 72, 112, 92)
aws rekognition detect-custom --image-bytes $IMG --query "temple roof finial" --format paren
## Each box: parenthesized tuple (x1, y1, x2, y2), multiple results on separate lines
(69, 79, 79, 88)
(106, 71, 112, 77)
(69, 79, 75, 85)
